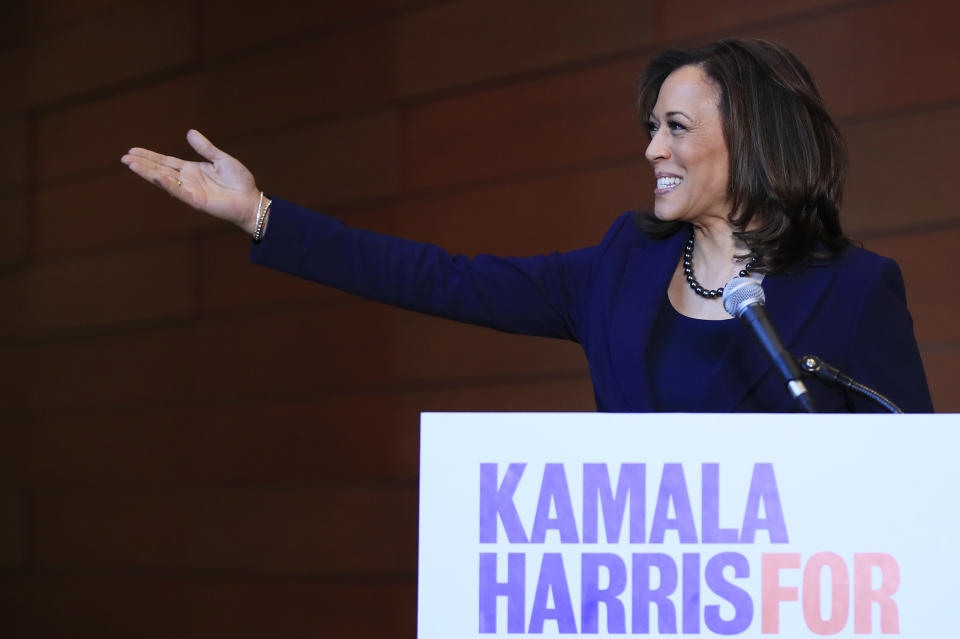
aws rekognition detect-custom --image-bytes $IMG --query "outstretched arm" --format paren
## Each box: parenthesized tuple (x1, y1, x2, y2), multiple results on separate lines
(121, 129, 262, 235)
(123, 129, 608, 342)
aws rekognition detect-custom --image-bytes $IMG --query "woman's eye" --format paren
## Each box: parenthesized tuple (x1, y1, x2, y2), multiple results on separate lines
(645, 121, 658, 134)
(667, 120, 686, 132)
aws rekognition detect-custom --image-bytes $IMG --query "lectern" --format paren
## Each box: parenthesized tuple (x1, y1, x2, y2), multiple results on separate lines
(418, 412, 956, 637)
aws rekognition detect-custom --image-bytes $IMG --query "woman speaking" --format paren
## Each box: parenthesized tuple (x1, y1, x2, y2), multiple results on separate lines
(121, 38, 933, 413)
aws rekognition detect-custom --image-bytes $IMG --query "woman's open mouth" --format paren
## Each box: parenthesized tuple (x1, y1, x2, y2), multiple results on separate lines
(655, 175, 683, 195)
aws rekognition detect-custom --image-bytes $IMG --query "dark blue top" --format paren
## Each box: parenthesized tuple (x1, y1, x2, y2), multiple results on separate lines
(251, 198, 934, 413)
(648, 299, 740, 412)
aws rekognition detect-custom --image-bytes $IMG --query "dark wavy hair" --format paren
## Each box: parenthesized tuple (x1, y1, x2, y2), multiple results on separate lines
(637, 38, 849, 272)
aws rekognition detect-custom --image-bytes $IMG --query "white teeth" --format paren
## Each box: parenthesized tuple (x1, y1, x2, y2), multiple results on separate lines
(657, 176, 682, 189)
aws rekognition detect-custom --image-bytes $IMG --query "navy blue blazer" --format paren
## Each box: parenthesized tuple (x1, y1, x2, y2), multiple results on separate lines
(251, 198, 933, 413)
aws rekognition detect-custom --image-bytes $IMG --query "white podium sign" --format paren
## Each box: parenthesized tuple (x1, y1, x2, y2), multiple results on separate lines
(417, 413, 958, 637)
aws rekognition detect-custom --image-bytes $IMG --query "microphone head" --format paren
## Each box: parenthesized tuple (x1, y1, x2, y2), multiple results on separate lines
(722, 276, 765, 318)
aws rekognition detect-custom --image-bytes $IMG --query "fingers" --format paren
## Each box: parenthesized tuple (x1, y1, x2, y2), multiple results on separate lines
(121, 149, 179, 183)
(186, 129, 228, 162)
(122, 154, 184, 195)
(122, 147, 186, 171)
(121, 148, 192, 205)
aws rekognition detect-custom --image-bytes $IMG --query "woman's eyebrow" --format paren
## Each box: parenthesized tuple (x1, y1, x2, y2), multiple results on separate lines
(665, 110, 692, 120)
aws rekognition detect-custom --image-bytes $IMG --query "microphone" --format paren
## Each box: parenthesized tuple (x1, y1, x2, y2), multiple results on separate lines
(722, 277, 816, 413)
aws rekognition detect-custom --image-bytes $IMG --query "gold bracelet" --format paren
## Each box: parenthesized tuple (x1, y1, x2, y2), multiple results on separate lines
(252, 191, 271, 242)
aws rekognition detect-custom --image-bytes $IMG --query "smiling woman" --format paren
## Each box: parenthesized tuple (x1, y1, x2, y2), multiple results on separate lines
(121, 38, 933, 413)
(637, 40, 849, 274)
(645, 66, 732, 228)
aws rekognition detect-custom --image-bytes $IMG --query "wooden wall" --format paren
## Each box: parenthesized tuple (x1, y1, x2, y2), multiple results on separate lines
(1, 0, 957, 635)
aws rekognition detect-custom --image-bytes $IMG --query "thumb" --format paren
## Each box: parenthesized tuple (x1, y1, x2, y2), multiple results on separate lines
(186, 129, 227, 162)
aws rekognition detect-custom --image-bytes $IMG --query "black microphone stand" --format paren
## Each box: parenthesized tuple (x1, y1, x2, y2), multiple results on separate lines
(798, 354, 903, 414)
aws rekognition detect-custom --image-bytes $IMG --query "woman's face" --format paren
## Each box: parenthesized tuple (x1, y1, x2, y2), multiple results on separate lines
(645, 65, 732, 225)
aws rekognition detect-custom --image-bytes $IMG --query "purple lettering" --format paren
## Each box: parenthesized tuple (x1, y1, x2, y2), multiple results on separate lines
(581, 553, 627, 634)
(682, 553, 701, 634)
(480, 463, 528, 543)
(528, 553, 578, 633)
(741, 463, 789, 543)
(530, 464, 579, 543)
(702, 463, 739, 543)
(649, 463, 698, 543)
(582, 463, 645, 544)
(705, 552, 753, 635)
(479, 552, 525, 633)
(632, 553, 678, 633)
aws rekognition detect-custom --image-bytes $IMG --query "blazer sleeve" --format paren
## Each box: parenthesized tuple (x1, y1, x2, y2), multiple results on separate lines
(249, 197, 615, 342)
(843, 257, 934, 412)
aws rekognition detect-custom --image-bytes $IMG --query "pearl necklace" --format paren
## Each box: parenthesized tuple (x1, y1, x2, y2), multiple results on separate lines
(683, 232, 758, 299)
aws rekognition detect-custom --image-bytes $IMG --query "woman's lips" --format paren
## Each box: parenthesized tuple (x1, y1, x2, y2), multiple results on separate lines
(654, 175, 683, 196)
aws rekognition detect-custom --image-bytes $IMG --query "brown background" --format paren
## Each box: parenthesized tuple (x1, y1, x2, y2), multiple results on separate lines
(1, 0, 958, 636)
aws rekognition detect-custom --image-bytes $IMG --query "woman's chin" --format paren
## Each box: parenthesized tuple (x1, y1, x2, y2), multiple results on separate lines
(652, 205, 681, 223)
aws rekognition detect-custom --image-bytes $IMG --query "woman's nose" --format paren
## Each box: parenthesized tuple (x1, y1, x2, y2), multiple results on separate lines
(645, 130, 669, 163)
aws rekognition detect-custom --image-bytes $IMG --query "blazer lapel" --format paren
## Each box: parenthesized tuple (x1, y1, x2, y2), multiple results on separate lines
(703, 262, 838, 411)
(608, 230, 687, 411)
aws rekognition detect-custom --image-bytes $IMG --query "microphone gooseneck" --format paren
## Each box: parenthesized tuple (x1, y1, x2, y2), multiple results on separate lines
(722, 277, 817, 413)
(800, 354, 903, 413)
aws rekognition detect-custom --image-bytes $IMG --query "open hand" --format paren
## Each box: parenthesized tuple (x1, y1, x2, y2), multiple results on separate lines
(121, 130, 262, 234)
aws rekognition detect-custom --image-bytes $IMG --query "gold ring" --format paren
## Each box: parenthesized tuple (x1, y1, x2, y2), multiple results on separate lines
(177, 177, 182, 187)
